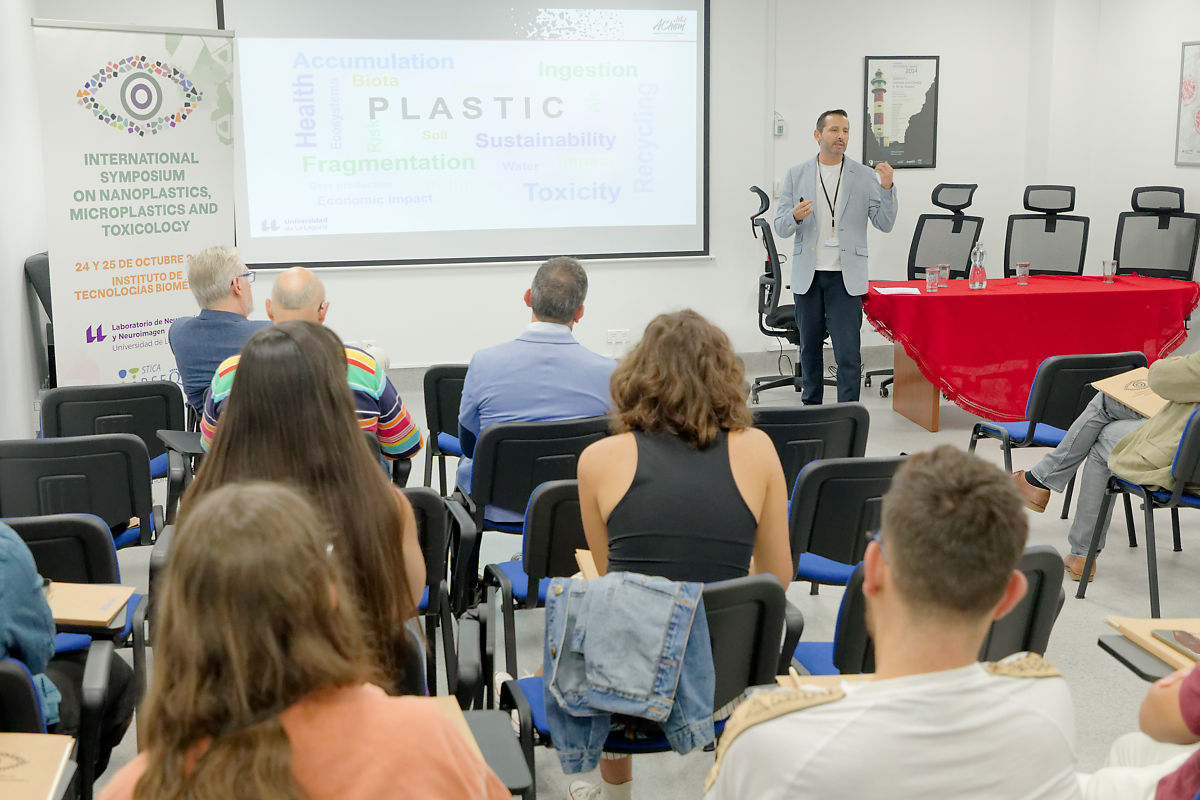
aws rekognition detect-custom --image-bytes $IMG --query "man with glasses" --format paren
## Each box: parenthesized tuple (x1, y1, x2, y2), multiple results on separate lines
(169, 245, 270, 411)
(705, 446, 1081, 799)
(200, 267, 422, 462)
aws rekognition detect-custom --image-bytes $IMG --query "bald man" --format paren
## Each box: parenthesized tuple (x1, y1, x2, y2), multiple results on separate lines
(200, 267, 422, 461)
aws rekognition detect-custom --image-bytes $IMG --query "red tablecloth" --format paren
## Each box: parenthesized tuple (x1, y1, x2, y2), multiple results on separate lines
(862, 275, 1200, 422)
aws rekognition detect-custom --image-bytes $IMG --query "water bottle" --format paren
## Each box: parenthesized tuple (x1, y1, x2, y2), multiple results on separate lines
(968, 242, 987, 289)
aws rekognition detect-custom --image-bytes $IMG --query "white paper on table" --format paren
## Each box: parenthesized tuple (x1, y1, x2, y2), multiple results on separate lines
(873, 287, 922, 295)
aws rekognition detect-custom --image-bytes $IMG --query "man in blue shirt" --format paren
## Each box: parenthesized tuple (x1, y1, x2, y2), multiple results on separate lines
(168, 245, 270, 411)
(457, 257, 615, 525)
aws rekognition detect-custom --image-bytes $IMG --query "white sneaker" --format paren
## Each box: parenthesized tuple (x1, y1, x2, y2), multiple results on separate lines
(492, 670, 514, 700)
(567, 781, 603, 800)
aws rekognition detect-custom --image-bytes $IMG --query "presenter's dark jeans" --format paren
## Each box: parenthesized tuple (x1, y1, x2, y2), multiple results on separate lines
(794, 273, 862, 404)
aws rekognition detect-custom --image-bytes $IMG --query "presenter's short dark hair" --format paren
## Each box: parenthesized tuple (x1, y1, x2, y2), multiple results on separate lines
(530, 256, 588, 324)
(816, 109, 849, 132)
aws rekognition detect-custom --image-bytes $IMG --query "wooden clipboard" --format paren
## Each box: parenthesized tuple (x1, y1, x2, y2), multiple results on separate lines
(45, 582, 134, 627)
(1106, 615, 1200, 671)
(0, 733, 75, 800)
(1091, 368, 1167, 419)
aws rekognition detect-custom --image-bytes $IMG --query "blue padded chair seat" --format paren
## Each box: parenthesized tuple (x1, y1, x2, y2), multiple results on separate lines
(1114, 479, 1200, 508)
(417, 587, 430, 612)
(792, 641, 837, 676)
(483, 519, 524, 534)
(149, 452, 169, 479)
(437, 432, 463, 457)
(112, 526, 142, 549)
(493, 560, 550, 604)
(516, 675, 724, 754)
(795, 553, 856, 585)
(54, 633, 92, 654)
(995, 421, 1067, 446)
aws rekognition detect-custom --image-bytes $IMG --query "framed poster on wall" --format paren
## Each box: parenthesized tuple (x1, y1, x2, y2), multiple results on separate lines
(863, 55, 939, 169)
(1176, 41, 1200, 166)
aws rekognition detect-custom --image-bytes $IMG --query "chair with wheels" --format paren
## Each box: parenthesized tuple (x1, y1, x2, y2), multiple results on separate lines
(423, 364, 469, 495)
(752, 404, 869, 496)
(1, 642, 115, 800)
(790, 545, 1064, 675)
(968, 351, 1148, 523)
(494, 574, 785, 800)
(748, 186, 835, 403)
(1114, 186, 1200, 281)
(1077, 407, 1200, 618)
(0, 434, 163, 548)
(450, 416, 610, 614)
(1003, 185, 1090, 276)
(864, 183, 983, 396)
(40, 381, 187, 522)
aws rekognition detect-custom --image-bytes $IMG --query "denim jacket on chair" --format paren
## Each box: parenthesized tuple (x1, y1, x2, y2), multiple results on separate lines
(542, 572, 715, 773)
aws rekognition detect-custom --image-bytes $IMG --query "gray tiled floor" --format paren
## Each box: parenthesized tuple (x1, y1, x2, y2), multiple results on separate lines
(105, 342, 1200, 797)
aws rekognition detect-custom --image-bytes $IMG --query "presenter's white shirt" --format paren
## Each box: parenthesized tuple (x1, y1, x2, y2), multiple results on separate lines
(814, 159, 846, 271)
(705, 661, 1082, 800)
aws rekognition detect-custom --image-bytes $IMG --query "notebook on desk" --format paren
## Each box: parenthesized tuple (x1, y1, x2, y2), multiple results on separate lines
(46, 582, 134, 627)
(1091, 367, 1167, 418)
(0, 733, 74, 800)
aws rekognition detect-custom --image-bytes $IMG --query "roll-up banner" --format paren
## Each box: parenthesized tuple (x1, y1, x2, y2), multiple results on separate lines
(33, 20, 235, 388)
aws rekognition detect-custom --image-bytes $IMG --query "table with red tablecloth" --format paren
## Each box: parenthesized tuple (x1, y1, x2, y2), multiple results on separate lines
(862, 275, 1200, 430)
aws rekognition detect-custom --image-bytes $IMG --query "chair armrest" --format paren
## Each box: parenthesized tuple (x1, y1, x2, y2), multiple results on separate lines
(165, 450, 189, 525)
(498, 676, 536, 776)
(436, 582, 458, 695)
(78, 639, 114, 799)
(391, 458, 413, 487)
(148, 505, 165, 545)
(149, 525, 174, 597)
(131, 595, 148, 708)
(456, 613, 483, 709)
(778, 599, 806, 675)
(446, 499, 479, 615)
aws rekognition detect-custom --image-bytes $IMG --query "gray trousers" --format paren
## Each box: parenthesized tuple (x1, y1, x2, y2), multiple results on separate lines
(1028, 393, 1143, 556)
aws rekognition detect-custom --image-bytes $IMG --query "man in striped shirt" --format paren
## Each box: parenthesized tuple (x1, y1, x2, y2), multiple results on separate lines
(200, 267, 422, 461)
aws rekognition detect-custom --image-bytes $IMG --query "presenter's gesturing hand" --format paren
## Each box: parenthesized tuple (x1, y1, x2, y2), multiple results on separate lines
(875, 162, 894, 190)
(792, 198, 813, 223)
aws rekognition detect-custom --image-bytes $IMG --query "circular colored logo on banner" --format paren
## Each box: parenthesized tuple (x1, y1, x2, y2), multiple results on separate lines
(76, 56, 203, 136)
(120, 72, 164, 121)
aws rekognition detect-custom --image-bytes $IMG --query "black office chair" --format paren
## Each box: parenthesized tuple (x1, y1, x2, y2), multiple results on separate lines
(864, 183, 983, 396)
(968, 351, 1148, 525)
(791, 545, 1064, 675)
(24, 251, 55, 390)
(399, 487, 455, 695)
(1004, 185, 1090, 276)
(752, 404, 869, 495)
(1114, 186, 1200, 281)
(40, 381, 187, 521)
(495, 574, 785, 800)
(0, 434, 162, 548)
(450, 416, 610, 614)
(1, 642, 115, 800)
(423, 364, 469, 495)
(748, 186, 835, 403)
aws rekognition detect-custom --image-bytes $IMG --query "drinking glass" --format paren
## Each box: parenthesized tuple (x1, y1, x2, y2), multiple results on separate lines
(1015, 262, 1030, 286)
(925, 269, 939, 293)
(1102, 259, 1117, 284)
(937, 264, 950, 286)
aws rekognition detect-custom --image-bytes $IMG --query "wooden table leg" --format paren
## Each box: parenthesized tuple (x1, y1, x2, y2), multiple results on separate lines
(892, 343, 939, 432)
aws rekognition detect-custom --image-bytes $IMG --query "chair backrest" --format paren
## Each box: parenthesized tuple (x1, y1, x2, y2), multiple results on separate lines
(40, 381, 185, 461)
(788, 456, 906, 573)
(423, 364, 469, 443)
(523, 480, 588, 607)
(0, 658, 45, 733)
(0, 434, 151, 534)
(753, 404, 870, 494)
(5, 513, 119, 584)
(907, 183, 983, 280)
(1025, 351, 1148, 433)
(400, 487, 449, 602)
(471, 416, 611, 519)
(703, 574, 786, 709)
(832, 546, 1066, 674)
(1004, 185, 1089, 276)
(750, 186, 788, 332)
(394, 624, 428, 696)
(1114, 186, 1200, 280)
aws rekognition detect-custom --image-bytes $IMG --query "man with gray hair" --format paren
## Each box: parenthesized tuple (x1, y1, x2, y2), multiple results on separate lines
(456, 256, 615, 525)
(168, 245, 269, 410)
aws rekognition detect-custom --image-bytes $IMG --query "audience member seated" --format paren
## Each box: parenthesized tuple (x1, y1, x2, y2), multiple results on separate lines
(457, 256, 614, 524)
(98, 482, 508, 800)
(705, 446, 1082, 800)
(569, 309, 792, 800)
(1014, 350, 1200, 581)
(1080, 663, 1200, 799)
(200, 266, 422, 462)
(168, 245, 270, 411)
(182, 321, 424, 692)
(0, 522, 135, 780)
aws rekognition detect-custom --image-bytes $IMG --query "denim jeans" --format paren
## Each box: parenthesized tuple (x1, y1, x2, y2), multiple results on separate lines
(794, 273, 863, 404)
(1029, 393, 1144, 556)
(542, 572, 715, 774)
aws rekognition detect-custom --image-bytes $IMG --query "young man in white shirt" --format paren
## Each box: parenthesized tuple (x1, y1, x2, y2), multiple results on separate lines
(705, 445, 1081, 800)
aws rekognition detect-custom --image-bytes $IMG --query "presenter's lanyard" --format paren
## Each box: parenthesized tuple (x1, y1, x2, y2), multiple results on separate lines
(819, 158, 844, 232)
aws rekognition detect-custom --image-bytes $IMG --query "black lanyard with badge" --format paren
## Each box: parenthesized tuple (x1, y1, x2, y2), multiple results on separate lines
(819, 158, 844, 247)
